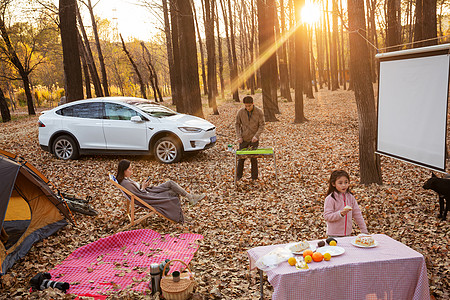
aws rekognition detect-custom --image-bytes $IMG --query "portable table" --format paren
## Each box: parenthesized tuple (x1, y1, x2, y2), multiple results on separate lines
(234, 148, 277, 185)
(247, 234, 430, 300)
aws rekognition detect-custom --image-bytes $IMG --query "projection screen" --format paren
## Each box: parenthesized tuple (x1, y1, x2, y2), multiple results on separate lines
(376, 45, 450, 172)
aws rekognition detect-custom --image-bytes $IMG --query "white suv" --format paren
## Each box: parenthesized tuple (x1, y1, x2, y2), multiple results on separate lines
(38, 97, 216, 163)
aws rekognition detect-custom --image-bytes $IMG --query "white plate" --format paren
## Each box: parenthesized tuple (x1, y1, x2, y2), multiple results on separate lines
(351, 240, 379, 248)
(315, 246, 345, 256)
(285, 242, 317, 255)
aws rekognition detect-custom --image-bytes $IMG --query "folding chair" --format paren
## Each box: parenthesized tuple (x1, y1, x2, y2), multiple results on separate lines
(108, 174, 176, 229)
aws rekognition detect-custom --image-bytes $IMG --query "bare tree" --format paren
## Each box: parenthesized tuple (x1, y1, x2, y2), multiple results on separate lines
(257, 0, 278, 122)
(120, 34, 146, 99)
(215, 10, 225, 99)
(59, 0, 83, 102)
(347, 0, 382, 184)
(277, 0, 292, 101)
(81, 0, 109, 96)
(293, 0, 306, 123)
(386, 0, 401, 51)
(141, 42, 164, 102)
(192, 2, 208, 96)
(175, 0, 203, 117)
(202, 0, 219, 114)
(0, 86, 10, 122)
(76, 4, 103, 96)
(0, 16, 36, 114)
(227, 0, 239, 101)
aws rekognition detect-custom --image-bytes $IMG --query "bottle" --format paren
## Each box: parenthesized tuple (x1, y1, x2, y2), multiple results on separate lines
(150, 263, 161, 295)
(227, 144, 233, 152)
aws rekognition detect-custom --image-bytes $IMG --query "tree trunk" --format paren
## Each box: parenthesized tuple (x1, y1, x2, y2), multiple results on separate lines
(120, 34, 147, 99)
(170, 0, 183, 107)
(78, 33, 92, 99)
(219, 0, 234, 100)
(414, 0, 424, 47)
(76, 6, 103, 97)
(316, 24, 324, 89)
(141, 42, 164, 102)
(339, 0, 346, 90)
(330, 0, 339, 90)
(228, 0, 240, 101)
(347, 0, 382, 184)
(386, 0, 401, 51)
(322, 0, 331, 90)
(278, 0, 292, 102)
(422, 0, 437, 47)
(59, 0, 84, 102)
(0, 87, 11, 122)
(86, 0, 109, 96)
(162, 0, 177, 104)
(215, 12, 225, 99)
(257, 0, 278, 122)
(203, 0, 219, 115)
(176, 0, 203, 117)
(293, 0, 307, 123)
(0, 16, 36, 114)
(192, 3, 208, 96)
(304, 26, 314, 99)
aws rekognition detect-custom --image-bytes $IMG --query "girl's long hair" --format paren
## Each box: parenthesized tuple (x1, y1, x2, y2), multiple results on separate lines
(326, 170, 351, 198)
(116, 159, 131, 184)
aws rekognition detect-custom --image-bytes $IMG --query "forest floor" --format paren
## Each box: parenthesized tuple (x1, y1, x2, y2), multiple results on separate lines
(0, 87, 448, 299)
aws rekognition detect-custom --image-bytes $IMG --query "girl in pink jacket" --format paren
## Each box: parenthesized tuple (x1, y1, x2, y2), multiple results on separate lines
(323, 170, 369, 237)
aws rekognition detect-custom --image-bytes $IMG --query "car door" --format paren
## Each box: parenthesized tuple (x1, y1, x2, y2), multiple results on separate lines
(103, 102, 148, 150)
(59, 102, 106, 149)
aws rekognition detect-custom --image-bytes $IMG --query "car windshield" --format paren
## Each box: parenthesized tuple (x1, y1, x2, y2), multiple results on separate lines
(124, 99, 177, 117)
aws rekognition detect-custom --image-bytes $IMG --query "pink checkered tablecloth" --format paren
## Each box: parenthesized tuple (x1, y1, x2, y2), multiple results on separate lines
(247, 234, 430, 300)
(49, 229, 203, 296)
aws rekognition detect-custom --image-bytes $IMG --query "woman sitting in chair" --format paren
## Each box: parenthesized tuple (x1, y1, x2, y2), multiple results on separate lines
(116, 159, 205, 223)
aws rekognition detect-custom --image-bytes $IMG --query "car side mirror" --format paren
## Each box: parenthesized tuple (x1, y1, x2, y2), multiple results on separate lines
(131, 116, 143, 122)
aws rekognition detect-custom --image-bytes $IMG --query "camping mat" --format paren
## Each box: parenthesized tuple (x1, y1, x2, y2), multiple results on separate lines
(49, 229, 203, 296)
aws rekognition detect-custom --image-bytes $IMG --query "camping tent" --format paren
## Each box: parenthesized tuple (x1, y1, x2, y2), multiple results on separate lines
(0, 150, 71, 275)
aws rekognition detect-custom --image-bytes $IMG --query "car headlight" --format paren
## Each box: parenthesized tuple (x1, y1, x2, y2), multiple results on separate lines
(178, 127, 203, 133)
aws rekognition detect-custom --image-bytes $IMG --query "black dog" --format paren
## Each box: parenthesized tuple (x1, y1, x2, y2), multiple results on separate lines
(423, 173, 449, 220)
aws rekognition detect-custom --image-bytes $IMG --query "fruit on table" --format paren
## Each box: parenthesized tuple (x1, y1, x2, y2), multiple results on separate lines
(303, 250, 314, 258)
(288, 257, 297, 266)
(326, 237, 337, 245)
(317, 240, 325, 247)
(304, 255, 313, 263)
(323, 252, 331, 261)
(329, 240, 337, 246)
(312, 252, 324, 262)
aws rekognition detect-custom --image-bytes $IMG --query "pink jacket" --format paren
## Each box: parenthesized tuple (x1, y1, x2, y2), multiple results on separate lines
(323, 191, 368, 237)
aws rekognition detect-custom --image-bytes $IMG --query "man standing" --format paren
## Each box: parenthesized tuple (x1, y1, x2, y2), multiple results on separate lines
(235, 96, 265, 180)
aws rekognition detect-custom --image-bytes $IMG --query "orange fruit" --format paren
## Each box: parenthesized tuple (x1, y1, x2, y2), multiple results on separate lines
(303, 250, 314, 258)
(312, 252, 323, 262)
(323, 253, 331, 261)
(329, 240, 337, 246)
(304, 255, 312, 263)
(288, 257, 296, 266)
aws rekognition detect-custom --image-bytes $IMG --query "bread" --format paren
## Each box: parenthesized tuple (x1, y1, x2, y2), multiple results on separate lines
(343, 205, 352, 211)
(355, 234, 375, 246)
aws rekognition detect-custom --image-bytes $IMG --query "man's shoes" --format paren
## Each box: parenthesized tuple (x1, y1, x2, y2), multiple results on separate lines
(188, 194, 206, 206)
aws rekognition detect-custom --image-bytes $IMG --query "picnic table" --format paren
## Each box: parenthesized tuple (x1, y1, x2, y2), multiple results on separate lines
(247, 234, 430, 300)
(234, 148, 277, 185)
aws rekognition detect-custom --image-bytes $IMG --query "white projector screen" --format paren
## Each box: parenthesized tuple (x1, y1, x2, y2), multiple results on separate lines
(377, 48, 450, 172)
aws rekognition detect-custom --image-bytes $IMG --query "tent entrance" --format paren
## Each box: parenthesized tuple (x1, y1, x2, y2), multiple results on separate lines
(3, 190, 31, 249)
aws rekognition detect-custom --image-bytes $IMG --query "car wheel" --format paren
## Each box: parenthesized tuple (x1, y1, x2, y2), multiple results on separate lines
(154, 136, 182, 164)
(53, 135, 79, 160)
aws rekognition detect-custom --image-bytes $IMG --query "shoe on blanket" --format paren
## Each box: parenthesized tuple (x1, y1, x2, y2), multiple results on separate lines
(188, 194, 205, 206)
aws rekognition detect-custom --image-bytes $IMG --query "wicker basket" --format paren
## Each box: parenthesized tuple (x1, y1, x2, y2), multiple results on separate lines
(160, 259, 195, 300)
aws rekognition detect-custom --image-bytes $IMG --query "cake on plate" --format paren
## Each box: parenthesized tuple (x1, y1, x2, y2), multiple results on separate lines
(289, 241, 310, 253)
(355, 234, 375, 246)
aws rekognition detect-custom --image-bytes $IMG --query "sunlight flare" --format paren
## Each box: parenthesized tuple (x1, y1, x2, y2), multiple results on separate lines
(301, 1, 321, 25)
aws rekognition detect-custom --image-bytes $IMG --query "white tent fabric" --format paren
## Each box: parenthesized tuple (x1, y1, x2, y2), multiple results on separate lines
(376, 45, 450, 171)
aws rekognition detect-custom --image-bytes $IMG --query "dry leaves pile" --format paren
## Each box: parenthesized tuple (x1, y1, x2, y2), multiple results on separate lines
(0, 88, 448, 299)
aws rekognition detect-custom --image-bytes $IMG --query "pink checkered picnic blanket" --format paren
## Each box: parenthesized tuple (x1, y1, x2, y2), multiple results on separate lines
(49, 229, 203, 296)
(248, 234, 430, 300)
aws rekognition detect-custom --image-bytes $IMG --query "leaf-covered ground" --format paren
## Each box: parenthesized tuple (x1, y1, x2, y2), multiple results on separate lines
(0, 88, 448, 299)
